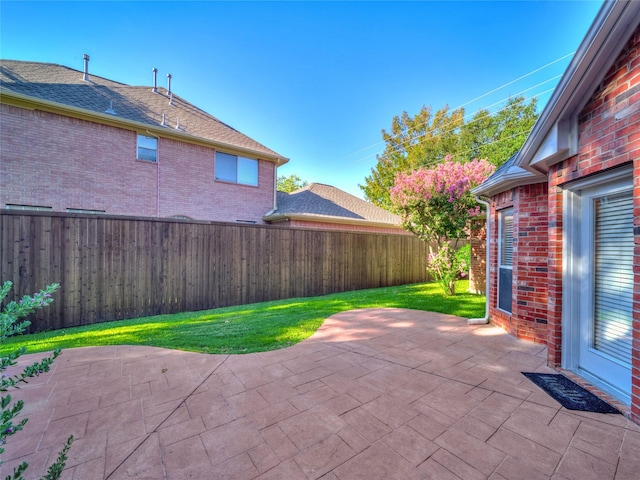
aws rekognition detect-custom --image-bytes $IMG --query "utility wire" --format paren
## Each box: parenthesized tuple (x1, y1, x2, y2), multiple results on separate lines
(315, 84, 555, 182)
(322, 52, 575, 167)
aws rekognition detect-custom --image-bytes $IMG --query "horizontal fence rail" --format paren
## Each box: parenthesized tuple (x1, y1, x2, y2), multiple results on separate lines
(0, 211, 431, 332)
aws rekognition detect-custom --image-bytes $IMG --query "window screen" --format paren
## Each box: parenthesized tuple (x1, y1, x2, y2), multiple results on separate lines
(498, 208, 513, 313)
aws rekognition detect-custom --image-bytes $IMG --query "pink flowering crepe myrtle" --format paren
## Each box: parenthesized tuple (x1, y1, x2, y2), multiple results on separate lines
(389, 157, 494, 295)
(389, 157, 494, 242)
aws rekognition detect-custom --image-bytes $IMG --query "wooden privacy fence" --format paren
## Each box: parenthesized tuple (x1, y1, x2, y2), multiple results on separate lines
(0, 211, 431, 332)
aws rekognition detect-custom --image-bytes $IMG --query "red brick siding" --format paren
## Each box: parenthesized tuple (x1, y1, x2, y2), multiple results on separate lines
(488, 185, 548, 344)
(549, 25, 640, 420)
(512, 183, 549, 344)
(469, 219, 486, 294)
(0, 105, 276, 223)
(546, 165, 564, 368)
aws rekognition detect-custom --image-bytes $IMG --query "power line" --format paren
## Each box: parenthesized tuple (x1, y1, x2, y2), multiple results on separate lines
(315, 84, 555, 182)
(324, 51, 575, 166)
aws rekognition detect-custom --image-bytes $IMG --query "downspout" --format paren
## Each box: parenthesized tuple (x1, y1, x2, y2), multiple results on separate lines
(263, 163, 280, 218)
(146, 130, 160, 217)
(273, 164, 278, 211)
(468, 195, 491, 325)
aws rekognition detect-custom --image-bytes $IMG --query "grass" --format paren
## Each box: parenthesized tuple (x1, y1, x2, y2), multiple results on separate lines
(1, 280, 485, 356)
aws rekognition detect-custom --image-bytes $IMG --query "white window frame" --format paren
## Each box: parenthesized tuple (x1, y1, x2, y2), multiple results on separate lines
(137, 134, 158, 162)
(66, 208, 105, 215)
(215, 152, 258, 186)
(5, 204, 53, 211)
(562, 165, 633, 404)
(497, 207, 514, 314)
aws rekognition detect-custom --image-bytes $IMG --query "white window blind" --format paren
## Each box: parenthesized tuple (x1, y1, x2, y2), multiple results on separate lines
(593, 190, 633, 365)
(500, 212, 513, 267)
(498, 208, 513, 313)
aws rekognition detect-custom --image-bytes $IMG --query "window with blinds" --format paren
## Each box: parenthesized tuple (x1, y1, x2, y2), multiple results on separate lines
(592, 190, 633, 365)
(498, 208, 513, 313)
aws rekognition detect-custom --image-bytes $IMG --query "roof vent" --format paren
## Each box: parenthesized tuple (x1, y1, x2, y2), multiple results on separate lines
(152, 68, 158, 93)
(104, 99, 116, 115)
(82, 54, 90, 81)
(167, 73, 172, 96)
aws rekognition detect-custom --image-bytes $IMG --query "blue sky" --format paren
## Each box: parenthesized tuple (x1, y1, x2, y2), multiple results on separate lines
(1, 1, 603, 198)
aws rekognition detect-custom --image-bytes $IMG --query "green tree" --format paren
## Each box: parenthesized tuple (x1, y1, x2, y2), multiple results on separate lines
(389, 159, 495, 295)
(277, 174, 308, 193)
(458, 96, 538, 166)
(361, 97, 538, 209)
(361, 105, 464, 209)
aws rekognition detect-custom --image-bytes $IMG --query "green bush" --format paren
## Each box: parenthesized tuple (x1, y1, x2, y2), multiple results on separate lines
(1, 281, 73, 480)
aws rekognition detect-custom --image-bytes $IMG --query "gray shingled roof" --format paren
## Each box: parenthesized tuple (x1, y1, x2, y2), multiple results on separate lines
(0, 59, 286, 161)
(266, 183, 402, 226)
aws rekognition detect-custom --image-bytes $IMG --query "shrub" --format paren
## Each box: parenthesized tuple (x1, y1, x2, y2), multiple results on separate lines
(1, 281, 73, 480)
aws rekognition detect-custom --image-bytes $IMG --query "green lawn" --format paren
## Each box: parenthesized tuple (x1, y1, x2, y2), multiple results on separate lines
(1, 280, 485, 355)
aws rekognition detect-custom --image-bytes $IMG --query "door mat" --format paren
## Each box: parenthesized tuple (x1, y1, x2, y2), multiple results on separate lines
(522, 373, 621, 414)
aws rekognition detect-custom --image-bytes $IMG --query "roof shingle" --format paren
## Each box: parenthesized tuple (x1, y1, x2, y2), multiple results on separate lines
(267, 183, 401, 226)
(0, 59, 286, 161)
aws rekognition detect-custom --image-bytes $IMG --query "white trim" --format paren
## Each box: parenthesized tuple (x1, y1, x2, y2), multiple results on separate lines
(497, 207, 514, 314)
(562, 165, 633, 404)
(519, 1, 640, 173)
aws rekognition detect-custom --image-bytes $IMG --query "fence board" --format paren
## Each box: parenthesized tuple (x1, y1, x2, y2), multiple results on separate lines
(0, 211, 433, 332)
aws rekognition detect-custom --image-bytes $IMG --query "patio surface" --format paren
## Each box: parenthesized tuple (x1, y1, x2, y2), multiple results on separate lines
(2, 308, 639, 479)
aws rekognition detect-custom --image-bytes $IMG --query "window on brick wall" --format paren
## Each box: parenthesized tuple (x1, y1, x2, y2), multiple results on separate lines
(137, 134, 158, 162)
(66, 208, 105, 215)
(215, 152, 258, 186)
(498, 208, 513, 313)
(5, 204, 53, 211)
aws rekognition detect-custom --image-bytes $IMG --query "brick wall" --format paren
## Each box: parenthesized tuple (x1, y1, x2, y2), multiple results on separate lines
(469, 219, 486, 294)
(547, 24, 640, 420)
(488, 185, 548, 344)
(0, 105, 276, 224)
(512, 183, 549, 344)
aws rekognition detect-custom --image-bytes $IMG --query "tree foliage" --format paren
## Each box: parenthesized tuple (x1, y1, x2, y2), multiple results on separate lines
(389, 158, 495, 295)
(277, 174, 308, 193)
(361, 96, 537, 209)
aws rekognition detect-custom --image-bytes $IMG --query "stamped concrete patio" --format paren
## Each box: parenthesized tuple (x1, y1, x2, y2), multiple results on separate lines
(2, 308, 639, 479)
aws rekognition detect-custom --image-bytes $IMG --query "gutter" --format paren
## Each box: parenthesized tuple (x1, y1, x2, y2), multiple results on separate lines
(468, 195, 491, 325)
(0, 89, 289, 166)
(263, 212, 406, 231)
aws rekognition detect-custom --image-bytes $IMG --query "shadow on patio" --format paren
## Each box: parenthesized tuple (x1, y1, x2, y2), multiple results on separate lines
(2, 308, 639, 479)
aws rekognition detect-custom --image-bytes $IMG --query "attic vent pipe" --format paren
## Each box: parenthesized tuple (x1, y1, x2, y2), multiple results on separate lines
(152, 68, 158, 93)
(105, 99, 115, 115)
(167, 73, 172, 96)
(82, 54, 90, 81)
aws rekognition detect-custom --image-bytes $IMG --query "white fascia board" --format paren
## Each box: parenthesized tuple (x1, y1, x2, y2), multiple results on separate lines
(527, 120, 573, 173)
(472, 164, 546, 197)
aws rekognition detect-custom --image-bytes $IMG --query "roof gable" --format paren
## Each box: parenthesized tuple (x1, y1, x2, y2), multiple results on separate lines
(265, 183, 402, 228)
(474, 0, 640, 196)
(0, 59, 287, 163)
(520, 0, 640, 174)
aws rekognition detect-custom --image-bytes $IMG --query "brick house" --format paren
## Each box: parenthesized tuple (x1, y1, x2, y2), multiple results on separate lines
(472, 0, 640, 421)
(0, 58, 288, 223)
(264, 183, 410, 234)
